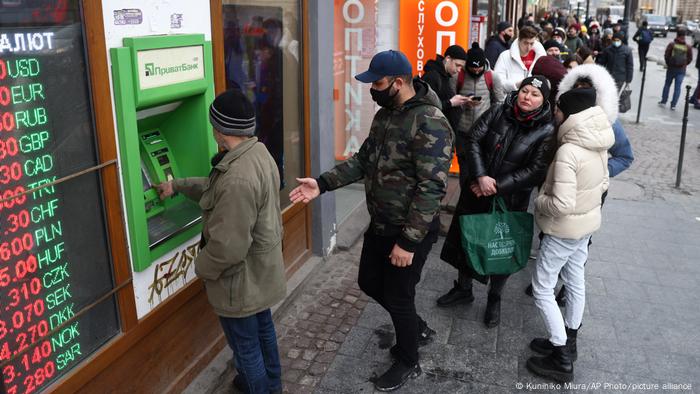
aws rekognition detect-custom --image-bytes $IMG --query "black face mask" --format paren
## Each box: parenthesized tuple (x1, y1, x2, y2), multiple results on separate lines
(503, 33, 512, 42)
(467, 68, 485, 78)
(370, 80, 399, 108)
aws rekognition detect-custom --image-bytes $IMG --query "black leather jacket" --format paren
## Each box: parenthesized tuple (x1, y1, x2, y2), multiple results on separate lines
(461, 92, 557, 211)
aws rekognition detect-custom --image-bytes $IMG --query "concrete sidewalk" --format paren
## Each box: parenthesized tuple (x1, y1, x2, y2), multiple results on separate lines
(316, 183, 700, 393)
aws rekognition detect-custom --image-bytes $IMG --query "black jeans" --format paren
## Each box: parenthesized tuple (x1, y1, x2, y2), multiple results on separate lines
(457, 270, 509, 299)
(357, 229, 437, 366)
(638, 43, 650, 70)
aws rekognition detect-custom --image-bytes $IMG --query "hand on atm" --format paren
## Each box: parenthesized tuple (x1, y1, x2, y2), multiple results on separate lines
(155, 181, 175, 200)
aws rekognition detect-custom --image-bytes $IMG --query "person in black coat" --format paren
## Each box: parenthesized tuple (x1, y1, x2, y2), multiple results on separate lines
(596, 32, 633, 89)
(485, 21, 513, 69)
(422, 44, 470, 129)
(438, 75, 557, 328)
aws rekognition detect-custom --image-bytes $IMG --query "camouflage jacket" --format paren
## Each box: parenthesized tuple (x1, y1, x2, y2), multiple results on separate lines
(318, 78, 453, 251)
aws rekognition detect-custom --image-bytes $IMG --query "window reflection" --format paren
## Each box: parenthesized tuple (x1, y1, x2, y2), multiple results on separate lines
(222, 2, 303, 209)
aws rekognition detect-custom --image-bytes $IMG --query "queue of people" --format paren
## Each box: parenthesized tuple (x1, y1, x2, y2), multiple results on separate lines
(285, 28, 636, 387)
(152, 11, 648, 394)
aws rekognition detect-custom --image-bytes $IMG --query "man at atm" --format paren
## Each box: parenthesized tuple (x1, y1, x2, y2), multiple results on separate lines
(156, 89, 286, 394)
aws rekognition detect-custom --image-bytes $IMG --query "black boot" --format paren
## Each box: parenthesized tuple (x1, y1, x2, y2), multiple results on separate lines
(484, 294, 501, 328)
(556, 285, 566, 307)
(372, 360, 421, 392)
(526, 344, 574, 382)
(436, 280, 474, 307)
(530, 327, 578, 361)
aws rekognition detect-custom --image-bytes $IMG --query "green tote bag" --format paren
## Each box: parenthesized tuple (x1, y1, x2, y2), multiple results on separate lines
(458, 197, 533, 276)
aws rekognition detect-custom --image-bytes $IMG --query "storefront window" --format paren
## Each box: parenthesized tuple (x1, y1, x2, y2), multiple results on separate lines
(0, 1, 119, 392)
(221, 0, 304, 210)
(333, 0, 379, 223)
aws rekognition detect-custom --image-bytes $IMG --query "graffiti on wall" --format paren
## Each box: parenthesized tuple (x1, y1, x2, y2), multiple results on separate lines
(148, 241, 200, 304)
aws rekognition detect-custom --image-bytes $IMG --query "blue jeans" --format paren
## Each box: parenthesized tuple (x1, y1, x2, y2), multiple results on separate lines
(661, 68, 686, 107)
(219, 309, 282, 394)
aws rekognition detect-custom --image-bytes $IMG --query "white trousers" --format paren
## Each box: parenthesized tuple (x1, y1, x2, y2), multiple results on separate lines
(532, 234, 591, 346)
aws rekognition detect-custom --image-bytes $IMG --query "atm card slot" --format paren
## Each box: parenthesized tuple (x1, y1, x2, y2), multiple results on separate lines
(151, 148, 168, 157)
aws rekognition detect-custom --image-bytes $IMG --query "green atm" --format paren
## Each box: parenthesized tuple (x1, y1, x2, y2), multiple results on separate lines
(110, 34, 217, 271)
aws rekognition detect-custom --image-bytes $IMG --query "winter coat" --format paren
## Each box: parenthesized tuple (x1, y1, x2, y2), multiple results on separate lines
(454, 69, 506, 138)
(535, 106, 615, 239)
(633, 27, 653, 47)
(565, 36, 584, 54)
(441, 92, 557, 281)
(609, 120, 634, 177)
(173, 137, 286, 318)
(494, 39, 546, 94)
(664, 37, 694, 71)
(422, 55, 459, 129)
(596, 44, 634, 84)
(318, 78, 453, 252)
(588, 33, 603, 53)
(557, 63, 635, 177)
(485, 35, 510, 69)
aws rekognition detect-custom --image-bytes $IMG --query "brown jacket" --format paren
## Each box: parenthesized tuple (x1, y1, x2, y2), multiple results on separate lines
(173, 137, 286, 318)
(664, 37, 694, 70)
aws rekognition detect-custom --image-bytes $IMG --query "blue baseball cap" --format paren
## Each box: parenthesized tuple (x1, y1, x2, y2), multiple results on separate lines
(355, 50, 413, 83)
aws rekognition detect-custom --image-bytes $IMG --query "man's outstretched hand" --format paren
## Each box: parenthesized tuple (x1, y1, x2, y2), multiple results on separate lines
(289, 178, 320, 204)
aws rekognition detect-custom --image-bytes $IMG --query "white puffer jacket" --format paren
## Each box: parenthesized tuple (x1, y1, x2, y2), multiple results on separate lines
(535, 106, 615, 240)
(493, 39, 546, 95)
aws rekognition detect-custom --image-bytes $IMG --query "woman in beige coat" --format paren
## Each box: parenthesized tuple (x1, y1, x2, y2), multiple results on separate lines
(525, 87, 615, 383)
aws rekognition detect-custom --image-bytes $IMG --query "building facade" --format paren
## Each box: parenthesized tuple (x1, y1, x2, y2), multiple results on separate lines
(0, 1, 522, 392)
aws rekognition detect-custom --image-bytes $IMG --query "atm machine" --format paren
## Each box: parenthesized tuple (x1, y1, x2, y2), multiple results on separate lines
(110, 34, 217, 272)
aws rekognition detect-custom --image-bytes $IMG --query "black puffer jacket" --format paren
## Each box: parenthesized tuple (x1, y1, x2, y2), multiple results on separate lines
(422, 56, 457, 127)
(442, 92, 557, 281)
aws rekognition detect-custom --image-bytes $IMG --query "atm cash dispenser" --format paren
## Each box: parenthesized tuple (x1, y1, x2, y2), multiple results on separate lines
(110, 34, 217, 271)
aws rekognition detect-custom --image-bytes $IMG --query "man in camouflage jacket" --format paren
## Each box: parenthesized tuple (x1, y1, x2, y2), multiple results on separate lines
(290, 50, 453, 392)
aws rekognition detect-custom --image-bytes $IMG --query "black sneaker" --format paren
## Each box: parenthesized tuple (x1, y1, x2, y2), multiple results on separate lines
(372, 361, 421, 392)
(418, 324, 436, 346)
(436, 281, 474, 307)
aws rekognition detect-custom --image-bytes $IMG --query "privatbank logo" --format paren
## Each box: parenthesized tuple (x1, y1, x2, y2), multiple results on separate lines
(144, 58, 199, 77)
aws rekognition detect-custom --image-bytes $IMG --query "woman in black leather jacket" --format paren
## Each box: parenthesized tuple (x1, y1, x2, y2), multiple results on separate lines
(437, 75, 557, 328)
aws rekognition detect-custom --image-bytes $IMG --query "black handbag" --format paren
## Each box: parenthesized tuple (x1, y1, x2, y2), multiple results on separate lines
(619, 83, 632, 113)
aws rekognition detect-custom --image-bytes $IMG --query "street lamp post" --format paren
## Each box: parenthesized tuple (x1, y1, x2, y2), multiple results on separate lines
(585, 0, 590, 24)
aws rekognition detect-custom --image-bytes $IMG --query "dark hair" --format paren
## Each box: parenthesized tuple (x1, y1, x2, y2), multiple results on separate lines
(577, 45, 592, 60)
(519, 26, 538, 39)
(573, 77, 593, 88)
(563, 55, 583, 69)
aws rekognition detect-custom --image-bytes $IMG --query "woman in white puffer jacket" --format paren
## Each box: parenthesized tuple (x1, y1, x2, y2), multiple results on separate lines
(526, 87, 615, 384)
